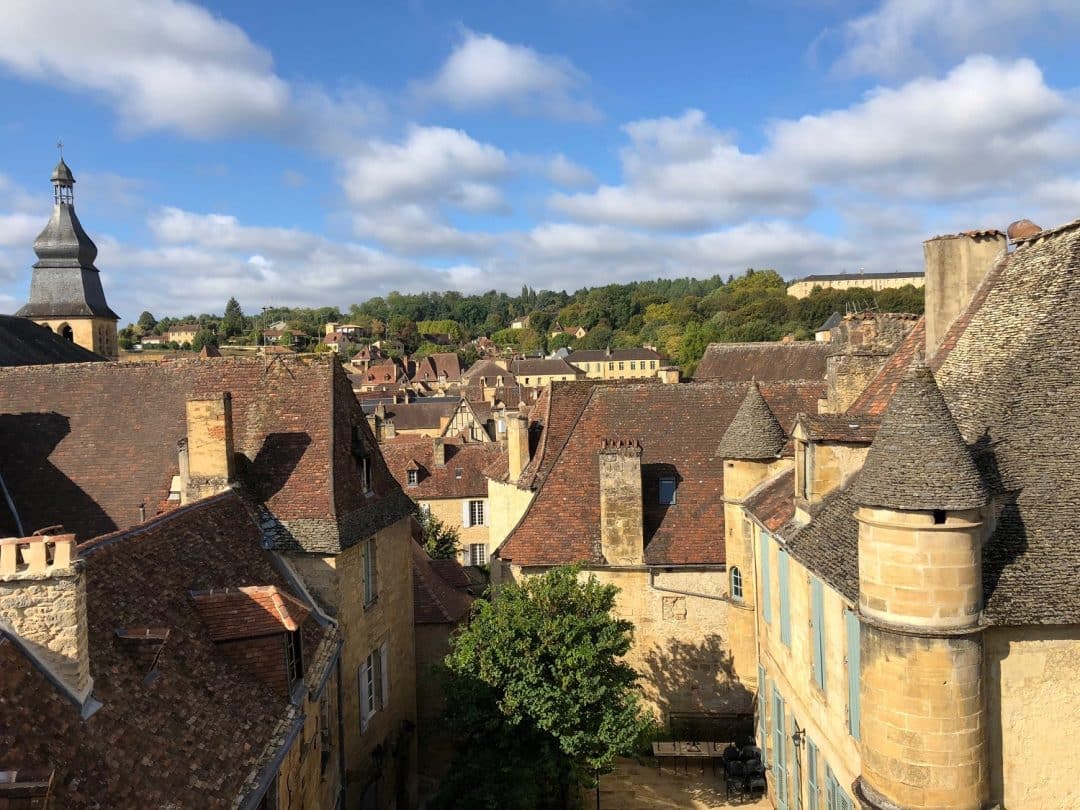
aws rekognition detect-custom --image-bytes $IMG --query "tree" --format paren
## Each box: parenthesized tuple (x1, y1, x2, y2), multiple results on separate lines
(191, 329, 218, 352)
(418, 510, 461, 560)
(221, 297, 244, 337)
(436, 566, 649, 807)
(137, 311, 157, 331)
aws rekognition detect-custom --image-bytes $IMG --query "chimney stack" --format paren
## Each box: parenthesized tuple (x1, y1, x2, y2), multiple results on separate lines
(507, 414, 530, 482)
(0, 533, 95, 709)
(181, 393, 235, 503)
(658, 366, 680, 384)
(433, 437, 446, 467)
(923, 230, 1006, 356)
(598, 439, 644, 566)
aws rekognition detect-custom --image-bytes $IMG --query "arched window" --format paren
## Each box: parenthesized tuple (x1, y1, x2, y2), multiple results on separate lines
(730, 566, 744, 601)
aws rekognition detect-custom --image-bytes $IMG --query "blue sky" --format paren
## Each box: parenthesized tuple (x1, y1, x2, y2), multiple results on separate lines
(1, 0, 1079, 322)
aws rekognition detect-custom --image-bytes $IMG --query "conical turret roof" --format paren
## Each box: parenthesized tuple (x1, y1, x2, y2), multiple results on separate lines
(850, 362, 987, 511)
(51, 158, 75, 185)
(716, 382, 787, 460)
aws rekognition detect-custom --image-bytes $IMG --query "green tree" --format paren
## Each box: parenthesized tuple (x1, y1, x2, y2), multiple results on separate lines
(191, 329, 218, 352)
(137, 311, 157, 331)
(548, 332, 574, 352)
(418, 511, 461, 560)
(221, 297, 244, 337)
(437, 566, 649, 807)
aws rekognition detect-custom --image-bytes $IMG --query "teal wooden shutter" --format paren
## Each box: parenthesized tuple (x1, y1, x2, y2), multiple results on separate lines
(791, 726, 802, 810)
(811, 578, 826, 690)
(760, 533, 772, 624)
(845, 609, 861, 740)
(772, 686, 788, 810)
(807, 739, 819, 810)
(778, 547, 791, 646)
(757, 664, 768, 763)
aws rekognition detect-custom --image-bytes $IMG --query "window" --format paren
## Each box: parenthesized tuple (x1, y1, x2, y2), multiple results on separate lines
(778, 547, 791, 647)
(630, 361, 636, 370)
(650, 361, 656, 369)
(760, 534, 772, 624)
(358, 643, 389, 733)
(845, 609, 861, 740)
(470, 543, 487, 566)
(406, 469, 418, 486)
(497, 419, 506, 434)
(825, 765, 853, 810)
(811, 578, 826, 691)
(608, 361, 614, 370)
(772, 687, 788, 807)
(464, 499, 486, 527)
(362, 538, 378, 606)
(730, 567, 744, 601)
(618, 361, 625, 370)
(658, 477, 677, 505)
(285, 629, 304, 686)
(359, 456, 373, 493)
(757, 665, 768, 765)
(800, 442, 812, 500)
(807, 738, 820, 810)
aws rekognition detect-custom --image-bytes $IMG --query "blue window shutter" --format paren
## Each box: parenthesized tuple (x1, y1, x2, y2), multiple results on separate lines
(757, 665, 768, 763)
(811, 578, 826, 690)
(772, 687, 788, 809)
(760, 533, 772, 624)
(807, 739, 819, 810)
(778, 547, 791, 646)
(845, 609, 861, 740)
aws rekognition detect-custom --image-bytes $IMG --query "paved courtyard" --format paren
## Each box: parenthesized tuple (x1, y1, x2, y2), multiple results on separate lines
(585, 758, 771, 810)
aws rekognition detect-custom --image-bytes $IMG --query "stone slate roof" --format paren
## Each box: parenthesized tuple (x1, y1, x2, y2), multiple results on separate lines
(743, 469, 796, 532)
(816, 312, 842, 332)
(0, 493, 333, 808)
(497, 380, 823, 567)
(782, 487, 860, 603)
(796, 271, 924, 282)
(379, 399, 458, 432)
(794, 413, 881, 443)
(409, 352, 462, 383)
(716, 383, 787, 460)
(0, 315, 104, 366)
(411, 541, 474, 624)
(693, 341, 830, 382)
(510, 357, 586, 378)
(0, 356, 411, 554)
(850, 363, 988, 511)
(568, 348, 663, 362)
(382, 436, 503, 499)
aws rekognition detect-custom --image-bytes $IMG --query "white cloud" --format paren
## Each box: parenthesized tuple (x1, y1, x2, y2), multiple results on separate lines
(415, 28, 598, 121)
(0, 0, 378, 147)
(547, 154, 595, 188)
(551, 58, 1080, 230)
(343, 125, 510, 206)
(828, 0, 1080, 78)
(353, 205, 497, 258)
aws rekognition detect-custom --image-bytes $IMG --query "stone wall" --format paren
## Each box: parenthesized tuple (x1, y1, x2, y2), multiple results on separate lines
(924, 232, 1005, 354)
(274, 667, 343, 810)
(33, 315, 117, 359)
(418, 496, 490, 565)
(598, 444, 644, 566)
(985, 625, 1080, 809)
(486, 479, 535, 557)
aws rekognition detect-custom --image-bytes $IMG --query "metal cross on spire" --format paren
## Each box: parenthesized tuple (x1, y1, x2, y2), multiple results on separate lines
(57, 139, 64, 159)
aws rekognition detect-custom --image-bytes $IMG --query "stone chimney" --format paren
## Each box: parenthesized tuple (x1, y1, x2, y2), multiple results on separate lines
(507, 414, 530, 482)
(0, 533, 94, 707)
(657, 366, 680, 384)
(923, 230, 1006, 356)
(181, 393, 235, 503)
(433, 437, 446, 467)
(598, 439, 644, 566)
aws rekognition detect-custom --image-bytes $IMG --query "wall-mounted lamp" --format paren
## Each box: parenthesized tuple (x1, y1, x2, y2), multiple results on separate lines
(791, 721, 806, 749)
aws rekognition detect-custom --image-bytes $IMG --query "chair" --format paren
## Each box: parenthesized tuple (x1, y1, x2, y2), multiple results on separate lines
(722, 743, 741, 763)
(725, 760, 746, 798)
(747, 773, 767, 796)
(740, 744, 763, 762)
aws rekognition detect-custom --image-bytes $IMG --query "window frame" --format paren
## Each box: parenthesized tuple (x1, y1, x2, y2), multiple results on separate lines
(811, 577, 826, 691)
(730, 566, 744, 601)
(284, 629, 304, 687)
(362, 538, 378, 606)
(469, 543, 487, 566)
(658, 477, 677, 506)
(778, 546, 792, 647)
(467, 499, 486, 527)
(406, 469, 418, 487)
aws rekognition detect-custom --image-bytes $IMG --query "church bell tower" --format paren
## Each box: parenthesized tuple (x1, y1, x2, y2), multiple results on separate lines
(16, 154, 119, 359)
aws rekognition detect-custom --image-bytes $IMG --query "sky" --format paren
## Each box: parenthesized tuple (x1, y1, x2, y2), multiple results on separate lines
(1, 1, 1079, 322)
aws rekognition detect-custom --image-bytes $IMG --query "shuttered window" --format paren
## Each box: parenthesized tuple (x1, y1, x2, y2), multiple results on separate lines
(778, 546, 791, 647)
(845, 609, 861, 740)
(772, 686, 788, 809)
(807, 738, 820, 810)
(757, 665, 768, 766)
(760, 534, 772, 624)
(811, 577, 826, 690)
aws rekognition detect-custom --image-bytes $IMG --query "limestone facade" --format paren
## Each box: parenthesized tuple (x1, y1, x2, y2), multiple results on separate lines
(787, 273, 924, 299)
(31, 316, 117, 359)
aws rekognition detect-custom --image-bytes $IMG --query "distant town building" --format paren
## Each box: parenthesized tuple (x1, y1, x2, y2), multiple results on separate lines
(567, 347, 664, 380)
(16, 158, 119, 359)
(786, 270, 924, 299)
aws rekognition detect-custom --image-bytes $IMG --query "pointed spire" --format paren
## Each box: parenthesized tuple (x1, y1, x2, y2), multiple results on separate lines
(851, 362, 987, 511)
(717, 382, 787, 460)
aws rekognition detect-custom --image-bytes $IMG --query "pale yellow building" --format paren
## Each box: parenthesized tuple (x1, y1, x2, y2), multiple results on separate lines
(786, 271, 924, 299)
(16, 158, 118, 359)
(566, 347, 665, 380)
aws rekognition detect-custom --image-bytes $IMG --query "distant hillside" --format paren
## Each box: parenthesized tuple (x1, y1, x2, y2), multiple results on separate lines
(121, 269, 923, 374)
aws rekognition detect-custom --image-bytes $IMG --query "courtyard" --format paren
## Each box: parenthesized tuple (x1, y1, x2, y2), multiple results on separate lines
(586, 758, 771, 810)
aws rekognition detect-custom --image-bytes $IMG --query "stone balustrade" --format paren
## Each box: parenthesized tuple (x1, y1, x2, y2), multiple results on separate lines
(0, 534, 75, 577)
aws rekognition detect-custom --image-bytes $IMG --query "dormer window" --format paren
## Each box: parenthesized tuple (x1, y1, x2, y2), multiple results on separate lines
(406, 469, 418, 487)
(659, 477, 677, 505)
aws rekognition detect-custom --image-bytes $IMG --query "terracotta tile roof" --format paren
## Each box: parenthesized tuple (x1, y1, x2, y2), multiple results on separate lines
(410, 352, 461, 382)
(462, 359, 515, 383)
(497, 380, 824, 567)
(693, 341, 830, 382)
(0, 356, 412, 554)
(0, 493, 330, 807)
(793, 413, 881, 443)
(743, 469, 795, 532)
(0, 315, 104, 366)
(190, 586, 312, 641)
(382, 436, 503, 499)
(846, 318, 926, 415)
(411, 542, 473, 625)
(363, 359, 404, 384)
